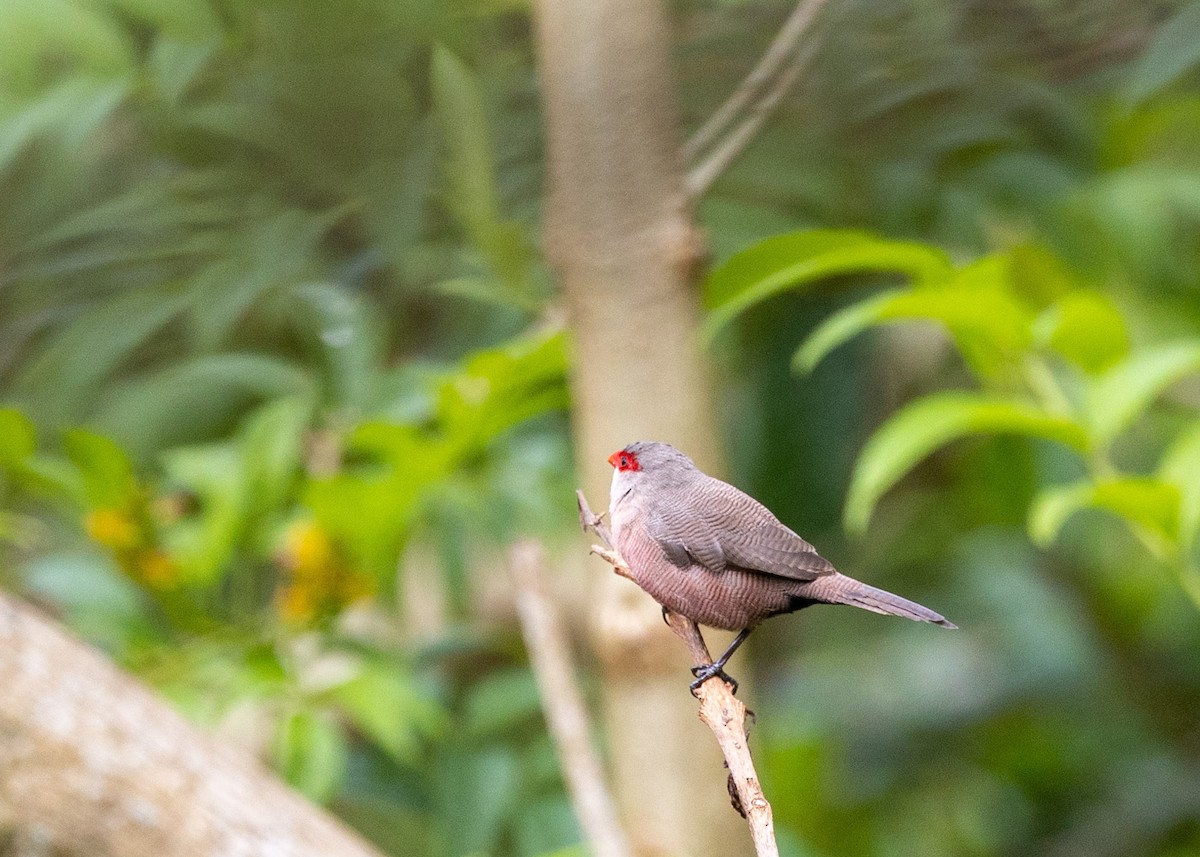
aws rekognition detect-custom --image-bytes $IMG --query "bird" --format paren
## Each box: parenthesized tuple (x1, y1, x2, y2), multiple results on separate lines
(607, 440, 955, 693)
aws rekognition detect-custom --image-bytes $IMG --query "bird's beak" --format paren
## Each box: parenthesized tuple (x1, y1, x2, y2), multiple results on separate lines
(607, 451, 621, 469)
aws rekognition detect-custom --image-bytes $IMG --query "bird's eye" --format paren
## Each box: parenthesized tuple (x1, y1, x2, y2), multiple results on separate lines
(619, 454, 629, 467)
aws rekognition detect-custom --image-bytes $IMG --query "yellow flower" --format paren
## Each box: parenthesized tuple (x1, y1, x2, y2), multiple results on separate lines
(282, 520, 336, 577)
(277, 583, 315, 623)
(275, 519, 373, 624)
(135, 549, 178, 588)
(85, 507, 139, 551)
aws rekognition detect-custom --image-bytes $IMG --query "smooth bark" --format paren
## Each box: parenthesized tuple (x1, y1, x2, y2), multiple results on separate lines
(533, 2, 746, 852)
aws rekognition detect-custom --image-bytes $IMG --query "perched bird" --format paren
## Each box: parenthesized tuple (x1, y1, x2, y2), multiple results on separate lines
(607, 441, 955, 692)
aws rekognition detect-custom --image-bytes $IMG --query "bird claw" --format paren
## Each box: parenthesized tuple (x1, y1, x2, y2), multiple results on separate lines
(690, 663, 738, 696)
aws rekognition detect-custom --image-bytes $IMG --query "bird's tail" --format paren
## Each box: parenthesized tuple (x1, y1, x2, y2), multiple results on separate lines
(830, 577, 957, 628)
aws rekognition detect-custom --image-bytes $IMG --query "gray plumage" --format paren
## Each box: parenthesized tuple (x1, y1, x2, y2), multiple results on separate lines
(609, 440, 955, 632)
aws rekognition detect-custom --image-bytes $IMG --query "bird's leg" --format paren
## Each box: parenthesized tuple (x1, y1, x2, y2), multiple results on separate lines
(690, 627, 752, 695)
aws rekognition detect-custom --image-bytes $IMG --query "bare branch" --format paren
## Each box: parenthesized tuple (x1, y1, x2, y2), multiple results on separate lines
(577, 489, 614, 548)
(662, 611, 777, 856)
(683, 0, 828, 163)
(578, 491, 634, 581)
(686, 41, 817, 200)
(577, 491, 780, 857)
(512, 541, 632, 857)
(683, 0, 827, 161)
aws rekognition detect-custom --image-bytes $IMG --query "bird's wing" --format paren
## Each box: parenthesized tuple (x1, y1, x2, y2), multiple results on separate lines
(648, 476, 836, 581)
(648, 516, 727, 570)
(718, 520, 837, 580)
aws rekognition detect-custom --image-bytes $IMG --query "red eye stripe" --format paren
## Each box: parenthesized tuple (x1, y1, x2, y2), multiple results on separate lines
(606, 449, 641, 471)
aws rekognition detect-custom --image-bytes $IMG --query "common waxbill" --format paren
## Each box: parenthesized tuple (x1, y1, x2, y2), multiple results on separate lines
(607, 441, 955, 692)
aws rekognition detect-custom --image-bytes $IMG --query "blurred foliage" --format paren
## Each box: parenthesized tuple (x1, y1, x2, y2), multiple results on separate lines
(3, 0, 1200, 856)
(709, 229, 1200, 605)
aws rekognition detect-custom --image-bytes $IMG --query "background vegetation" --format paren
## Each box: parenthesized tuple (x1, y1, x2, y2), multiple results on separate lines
(2, 0, 1200, 855)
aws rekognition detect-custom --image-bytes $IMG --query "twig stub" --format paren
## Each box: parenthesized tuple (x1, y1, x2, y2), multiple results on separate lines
(577, 490, 615, 547)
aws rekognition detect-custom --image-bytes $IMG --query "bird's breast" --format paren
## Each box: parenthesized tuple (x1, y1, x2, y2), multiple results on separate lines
(608, 479, 640, 539)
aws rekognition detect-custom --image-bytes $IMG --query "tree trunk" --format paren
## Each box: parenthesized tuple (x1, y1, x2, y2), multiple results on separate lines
(532, 1, 748, 854)
(0, 592, 384, 857)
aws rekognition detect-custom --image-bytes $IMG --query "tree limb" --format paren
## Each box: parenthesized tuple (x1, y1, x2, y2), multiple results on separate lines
(577, 491, 780, 857)
(511, 540, 632, 857)
(683, 0, 827, 200)
(0, 590, 385, 857)
(686, 40, 818, 200)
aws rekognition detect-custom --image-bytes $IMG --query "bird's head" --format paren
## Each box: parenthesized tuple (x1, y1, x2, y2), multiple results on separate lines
(607, 441, 695, 492)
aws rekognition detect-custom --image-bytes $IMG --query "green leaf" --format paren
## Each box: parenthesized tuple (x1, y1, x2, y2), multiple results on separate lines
(937, 256, 1035, 377)
(846, 393, 1088, 534)
(431, 45, 500, 231)
(274, 708, 348, 804)
(431, 45, 534, 301)
(793, 290, 899, 374)
(0, 76, 128, 178)
(22, 551, 150, 652)
(0, 511, 42, 550)
(159, 444, 247, 585)
(147, 38, 217, 105)
(435, 274, 543, 311)
(63, 429, 136, 507)
(438, 329, 569, 453)
(285, 281, 383, 412)
(1033, 292, 1130, 373)
(239, 396, 313, 520)
(12, 455, 88, 507)
(105, 0, 221, 40)
(0, 1, 132, 86)
(330, 660, 445, 764)
(0, 408, 37, 466)
(527, 843, 588, 857)
(1007, 245, 1085, 308)
(461, 667, 543, 740)
(515, 799, 584, 857)
(1029, 478, 1180, 549)
(441, 747, 521, 857)
(794, 256, 1033, 377)
(305, 425, 450, 580)
(186, 208, 350, 352)
(10, 287, 190, 428)
(1085, 341, 1200, 445)
(1157, 419, 1200, 555)
(92, 353, 313, 455)
(1124, 3, 1200, 106)
(703, 229, 954, 340)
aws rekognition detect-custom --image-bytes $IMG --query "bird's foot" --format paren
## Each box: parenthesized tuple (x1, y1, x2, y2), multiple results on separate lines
(690, 663, 738, 696)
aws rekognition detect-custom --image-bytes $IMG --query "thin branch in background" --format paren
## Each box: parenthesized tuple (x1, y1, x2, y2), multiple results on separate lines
(683, 0, 830, 196)
(511, 540, 632, 857)
(686, 41, 818, 200)
(683, 0, 828, 161)
(684, 0, 828, 161)
(577, 491, 781, 857)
